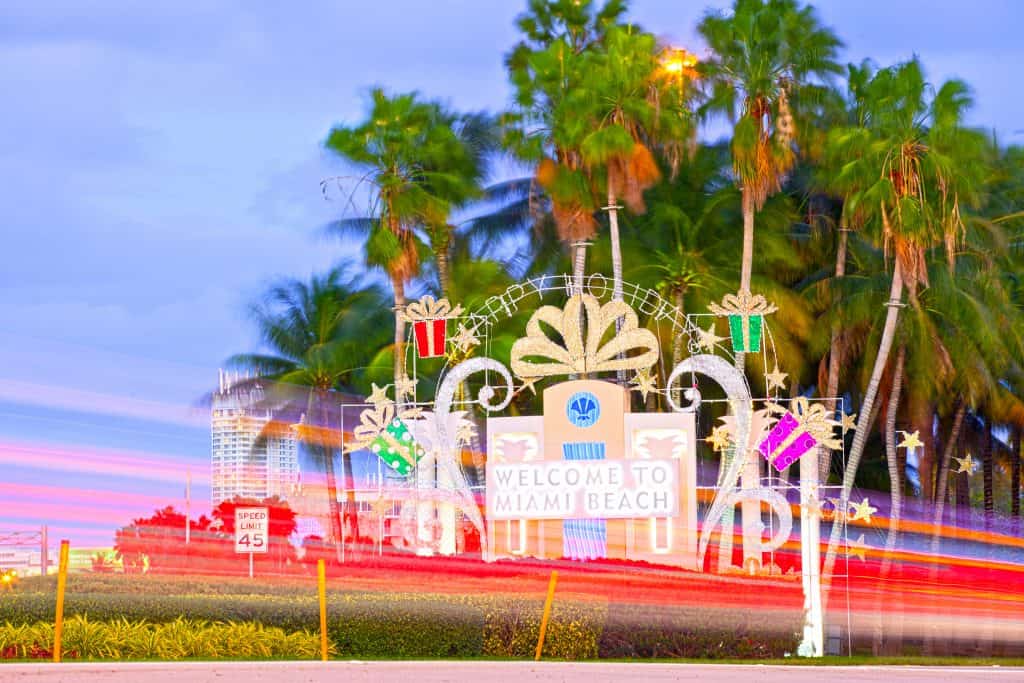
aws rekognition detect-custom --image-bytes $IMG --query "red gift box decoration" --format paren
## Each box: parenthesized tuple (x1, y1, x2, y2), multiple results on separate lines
(413, 319, 448, 358)
(400, 295, 464, 360)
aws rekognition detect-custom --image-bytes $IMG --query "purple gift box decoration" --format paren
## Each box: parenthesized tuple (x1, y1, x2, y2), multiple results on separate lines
(757, 412, 818, 472)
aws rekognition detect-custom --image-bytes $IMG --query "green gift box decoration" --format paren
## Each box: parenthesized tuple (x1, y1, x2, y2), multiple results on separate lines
(727, 314, 764, 353)
(710, 291, 777, 355)
(369, 417, 424, 476)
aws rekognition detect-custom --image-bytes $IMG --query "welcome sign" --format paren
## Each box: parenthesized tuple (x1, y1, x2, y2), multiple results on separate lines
(487, 459, 678, 519)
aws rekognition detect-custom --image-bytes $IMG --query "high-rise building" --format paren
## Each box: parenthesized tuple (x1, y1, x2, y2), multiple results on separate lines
(210, 370, 299, 506)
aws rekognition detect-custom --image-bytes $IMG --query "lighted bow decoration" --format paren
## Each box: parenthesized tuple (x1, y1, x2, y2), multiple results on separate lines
(398, 294, 464, 322)
(709, 291, 778, 354)
(510, 293, 659, 378)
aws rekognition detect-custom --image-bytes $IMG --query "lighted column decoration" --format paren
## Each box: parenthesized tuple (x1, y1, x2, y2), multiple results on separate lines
(399, 295, 464, 359)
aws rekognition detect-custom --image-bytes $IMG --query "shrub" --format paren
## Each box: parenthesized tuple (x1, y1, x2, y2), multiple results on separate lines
(0, 616, 326, 661)
(1, 573, 802, 660)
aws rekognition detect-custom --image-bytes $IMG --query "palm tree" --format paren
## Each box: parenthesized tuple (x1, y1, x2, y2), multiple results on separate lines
(823, 58, 988, 577)
(505, 0, 626, 290)
(228, 270, 391, 550)
(698, 0, 842, 306)
(324, 90, 485, 385)
(569, 24, 691, 308)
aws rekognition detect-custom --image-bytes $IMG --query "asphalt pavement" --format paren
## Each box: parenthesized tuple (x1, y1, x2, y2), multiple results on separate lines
(0, 661, 1020, 683)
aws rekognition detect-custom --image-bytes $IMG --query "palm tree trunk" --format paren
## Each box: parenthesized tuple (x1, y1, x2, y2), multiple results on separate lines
(923, 399, 966, 656)
(392, 275, 407, 387)
(573, 242, 586, 295)
(607, 187, 626, 382)
(608, 187, 623, 303)
(932, 400, 967, 532)
(317, 390, 344, 552)
(876, 345, 905, 655)
(914, 400, 936, 503)
(436, 242, 452, 299)
(1012, 426, 1021, 522)
(823, 259, 904, 602)
(982, 416, 994, 527)
(819, 220, 849, 484)
(739, 184, 755, 294)
(885, 346, 906, 537)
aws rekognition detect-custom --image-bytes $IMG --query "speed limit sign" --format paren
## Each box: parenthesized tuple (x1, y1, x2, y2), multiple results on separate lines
(234, 507, 269, 554)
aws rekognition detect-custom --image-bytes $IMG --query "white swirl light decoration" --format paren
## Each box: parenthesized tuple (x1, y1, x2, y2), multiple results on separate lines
(727, 487, 793, 553)
(432, 358, 516, 550)
(665, 354, 758, 568)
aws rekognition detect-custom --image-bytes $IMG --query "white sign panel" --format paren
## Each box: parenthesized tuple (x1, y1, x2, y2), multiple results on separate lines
(234, 507, 269, 554)
(487, 459, 678, 520)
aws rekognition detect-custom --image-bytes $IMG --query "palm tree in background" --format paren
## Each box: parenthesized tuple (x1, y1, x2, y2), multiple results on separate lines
(571, 24, 692, 307)
(228, 270, 391, 551)
(698, 0, 840, 375)
(324, 89, 486, 386)
(823, 58, 988, 576)
(505, 0, 626, 290)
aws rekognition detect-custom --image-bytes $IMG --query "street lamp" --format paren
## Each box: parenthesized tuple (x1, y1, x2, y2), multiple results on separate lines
(660, 47, 698, 79)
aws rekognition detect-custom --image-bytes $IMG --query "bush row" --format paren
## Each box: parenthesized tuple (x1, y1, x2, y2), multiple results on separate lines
(0, 616, 325, 660)
(1, 577, 798, 659)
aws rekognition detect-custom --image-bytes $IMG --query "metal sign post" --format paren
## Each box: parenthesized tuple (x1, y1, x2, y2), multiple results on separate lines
(234, 507, 269, 578)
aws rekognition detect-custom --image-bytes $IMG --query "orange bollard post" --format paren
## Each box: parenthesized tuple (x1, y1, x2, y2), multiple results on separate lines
(53, 540, 70, 663)
(534, 570, 558, 661)
(317, 558, 328, 661)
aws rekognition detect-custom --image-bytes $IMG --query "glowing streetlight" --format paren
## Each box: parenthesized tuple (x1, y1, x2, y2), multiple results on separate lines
(660, 47, 698, 79)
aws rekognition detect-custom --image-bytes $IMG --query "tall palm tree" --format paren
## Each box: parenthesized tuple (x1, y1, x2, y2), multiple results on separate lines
(823, 58, 988, 577)
(505, 0, 626, 290)
(698, 0, 841, 304)
(228, 270, 391, 550)
(324, 90, 485, 385)
(570, 24, 691, 307)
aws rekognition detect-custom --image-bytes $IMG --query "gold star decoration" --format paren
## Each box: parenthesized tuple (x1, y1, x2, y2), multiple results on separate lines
(845, 534, 867, 562)
(516, 377, 539, 396)
(841, 412, 857, 432)
(451, 324, 480, 353)
(898, 430, 923, 450)
(765, 365, 788, 392)
(705, 425, 732, 452)
(394, 377, 418, 401)
(630, 369, 659, 402)
(366, 382, 391, 407)
(696, 321, 726, 351)
(848, 498, 878, 524)
(802, 495, 824, 516)
(954, 454, 975, 475)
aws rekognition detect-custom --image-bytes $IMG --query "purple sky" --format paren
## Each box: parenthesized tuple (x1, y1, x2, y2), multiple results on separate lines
(1, 1, 1021, 545)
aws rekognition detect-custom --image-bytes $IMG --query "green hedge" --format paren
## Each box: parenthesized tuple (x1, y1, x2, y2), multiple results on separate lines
(0, 616, 325, 660)
(0, 575, 797, 660)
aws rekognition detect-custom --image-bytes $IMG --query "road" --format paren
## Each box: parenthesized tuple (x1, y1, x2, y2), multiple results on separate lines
(0, 661, 1020, 682)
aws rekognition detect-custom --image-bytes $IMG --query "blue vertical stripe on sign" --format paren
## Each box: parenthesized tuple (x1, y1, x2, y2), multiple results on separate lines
(562, 442, 607, 560)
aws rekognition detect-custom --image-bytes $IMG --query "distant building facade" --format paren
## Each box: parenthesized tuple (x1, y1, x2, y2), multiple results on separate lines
(210, 370, 299, 506)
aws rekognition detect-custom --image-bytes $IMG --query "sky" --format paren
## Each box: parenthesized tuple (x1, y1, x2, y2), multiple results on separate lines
(2, 0, 1022, 549)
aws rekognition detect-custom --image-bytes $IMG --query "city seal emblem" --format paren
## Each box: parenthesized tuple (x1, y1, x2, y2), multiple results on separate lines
(566, 391, 600, 428)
